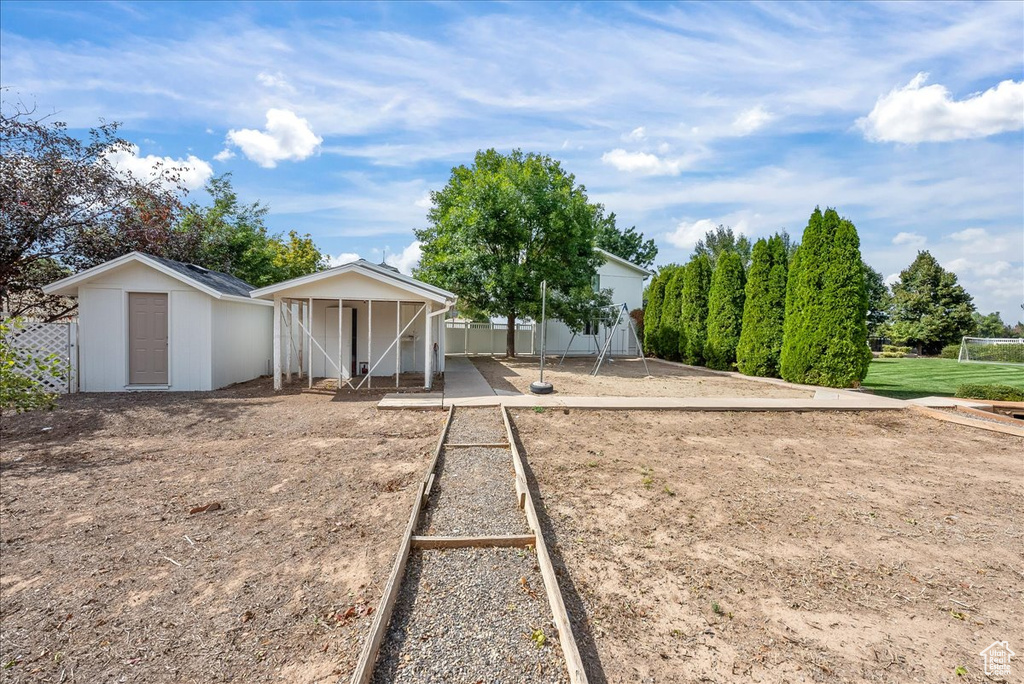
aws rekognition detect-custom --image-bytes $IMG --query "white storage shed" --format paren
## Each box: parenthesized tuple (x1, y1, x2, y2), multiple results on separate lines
(43, 252, 273, 392)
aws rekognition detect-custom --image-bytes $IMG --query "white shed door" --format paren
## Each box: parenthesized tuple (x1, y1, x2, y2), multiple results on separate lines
(128, 292, 168, 385)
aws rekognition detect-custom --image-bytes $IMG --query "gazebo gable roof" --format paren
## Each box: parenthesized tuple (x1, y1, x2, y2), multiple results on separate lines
(250, 260, 456, 304)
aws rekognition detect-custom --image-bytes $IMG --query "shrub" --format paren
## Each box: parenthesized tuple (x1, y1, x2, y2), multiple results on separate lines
(880, 344, 910, 358)
(705, 251, 746, 370)
(643, 275, 666, 356)
(939, 343, 960, 359)
(955, 384, 1024, 402)
(737, 234, 788, 377)
(680, 254, 712, 365)
(780, 207, 871, 387)
(659, 268, 686, 361)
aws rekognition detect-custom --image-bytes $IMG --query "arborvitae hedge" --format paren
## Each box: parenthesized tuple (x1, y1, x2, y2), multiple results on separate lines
(780, 207, 871, 387)
(643, 274, 666, 356)
(705, 251, 746, 370)
(736, 234, 788, 377)
(659, 268, 685, 361)
(680, 254, 712, 365)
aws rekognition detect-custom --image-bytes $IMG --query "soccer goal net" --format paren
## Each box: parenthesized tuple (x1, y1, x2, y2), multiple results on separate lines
(958, 337, 1024, 365)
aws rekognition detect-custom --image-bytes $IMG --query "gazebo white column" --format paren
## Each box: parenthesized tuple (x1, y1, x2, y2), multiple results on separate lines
(273, 296, 282, 390)
(424, 302, 433, 389)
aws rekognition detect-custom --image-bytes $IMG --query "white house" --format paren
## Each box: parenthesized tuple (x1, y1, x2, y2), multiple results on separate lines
(42, 252, 273, 392)
(250, 260, 456, 390)
(540, 248, 652, 356)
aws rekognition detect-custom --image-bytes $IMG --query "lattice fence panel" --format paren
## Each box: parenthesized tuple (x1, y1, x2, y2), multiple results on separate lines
(4, 320, 77, 394)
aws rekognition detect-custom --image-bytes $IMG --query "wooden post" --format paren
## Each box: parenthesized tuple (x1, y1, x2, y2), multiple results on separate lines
(338, 297, 344, 387)
(273, 297, 282, 390)
(367, 299, 373, 390)
(297, 301, 304, 380)
(305, 296, 309, 387)
(285, 300, 292, 384)
(396, 301, 401, 388)
(424, 303, 433, 389)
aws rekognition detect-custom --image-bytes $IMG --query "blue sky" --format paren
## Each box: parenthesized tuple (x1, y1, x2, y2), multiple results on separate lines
(3, 1, 1023, 319)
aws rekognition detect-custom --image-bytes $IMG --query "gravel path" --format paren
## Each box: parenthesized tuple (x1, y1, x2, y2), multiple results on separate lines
(371, 547, 568, 684)
(447, 407, 509, 444)
(419, 447, 528, 536)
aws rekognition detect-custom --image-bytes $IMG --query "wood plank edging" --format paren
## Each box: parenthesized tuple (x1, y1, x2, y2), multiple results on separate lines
(910, 404, 1024, 437)
(501, 407, 589, 684)
(349, 406, 453, 684)
(410, 534, 536, 549)
(955, 404, 1024, 426)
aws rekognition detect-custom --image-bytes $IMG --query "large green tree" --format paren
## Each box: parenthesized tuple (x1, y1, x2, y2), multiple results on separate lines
(736, 234, 788, 377)
(705, 251, 746, 370)
(888, 251, 975, 354)
(659, 267, 686, 361)
(972, 311, 1011, 338)
(693, 224, 752, 270)
(594, 209, 658, 268)
(781, 207, 871, 387)
(415, 149, 602, 356)
(680, 254, 712, 365)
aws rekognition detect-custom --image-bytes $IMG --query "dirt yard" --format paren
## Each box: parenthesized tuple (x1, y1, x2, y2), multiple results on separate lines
(511, 409, 1023, 683)
(0, 380, 444, 683)
(472, 356, 813, 398)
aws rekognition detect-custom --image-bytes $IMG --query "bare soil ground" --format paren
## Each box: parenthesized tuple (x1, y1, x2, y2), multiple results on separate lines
(511, 409, 1023, 684)
(0, 379, 444, 683)
(472, 357, 812, 398)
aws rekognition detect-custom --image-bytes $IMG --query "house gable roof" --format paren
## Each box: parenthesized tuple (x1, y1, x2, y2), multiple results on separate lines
(249, 259, 457, 304)
(42, 251, 267, 304)
(595, 247, 654, 276)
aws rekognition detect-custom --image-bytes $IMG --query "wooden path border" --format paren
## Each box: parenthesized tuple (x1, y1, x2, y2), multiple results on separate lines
(410, 534, 536, 549)
(909, 404, 1024, 437)
(349, 406, 453, 684)
(502, 407, 589, 684)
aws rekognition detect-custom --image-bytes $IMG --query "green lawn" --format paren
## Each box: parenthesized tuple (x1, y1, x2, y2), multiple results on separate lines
(862, 357, 1024, 400)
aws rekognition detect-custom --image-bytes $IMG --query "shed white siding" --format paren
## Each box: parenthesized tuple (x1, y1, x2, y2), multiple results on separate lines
(211, 299, 273, 389)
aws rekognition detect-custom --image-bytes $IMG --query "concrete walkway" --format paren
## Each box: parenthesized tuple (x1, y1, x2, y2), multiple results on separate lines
(380, 356, 907, 410)
(440, 356, 498, 398)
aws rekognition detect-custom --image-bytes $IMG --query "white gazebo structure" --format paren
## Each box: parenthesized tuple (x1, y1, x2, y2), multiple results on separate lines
(250, 260, 456, 390)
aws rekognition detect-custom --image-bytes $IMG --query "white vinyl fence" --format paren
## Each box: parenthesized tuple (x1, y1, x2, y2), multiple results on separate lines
(445, 321, 535, 355)
(3, 318, 79, 393)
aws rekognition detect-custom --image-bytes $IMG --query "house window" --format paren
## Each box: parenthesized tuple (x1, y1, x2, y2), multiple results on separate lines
(591, 274, 600, 291)
(585, 319, 599, 336)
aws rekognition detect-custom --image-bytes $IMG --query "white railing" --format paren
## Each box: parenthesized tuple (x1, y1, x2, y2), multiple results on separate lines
(445, 321, 535, 355)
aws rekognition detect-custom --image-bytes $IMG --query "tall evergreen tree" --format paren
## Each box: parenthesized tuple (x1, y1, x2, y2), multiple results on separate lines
(659, 267, 686, 360)
(888, 251, 975, 354)
(736, 234, 788, 377)
(680, 254, 712, 365)
(781, 207, 871, 387)
(705, 251, 746, 370)
(643, 273, 667, 355)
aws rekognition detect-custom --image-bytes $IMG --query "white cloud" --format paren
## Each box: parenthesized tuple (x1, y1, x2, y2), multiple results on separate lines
(414, 192, 432, 209)
(327, 252, 362, 267)
(732, 105, 773, 135)
(213, 148, 235, 162)
(884, 273, 900, 286)
(892, 231, 926, 247)
(949, 227, 987, 241)
(664, 218, 719, 249)
(858, 73, 1024, 143)
(105, 143, 213, 191)
(256, 71, 294, 92)
(624, 126, 647, 141)
(384, 241, 422, 275)
(226, 108, 323, 168)
(601, 149, 685, 176)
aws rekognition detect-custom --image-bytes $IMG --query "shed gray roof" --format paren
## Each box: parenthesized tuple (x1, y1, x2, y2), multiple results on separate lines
(143, 254, 257, 297)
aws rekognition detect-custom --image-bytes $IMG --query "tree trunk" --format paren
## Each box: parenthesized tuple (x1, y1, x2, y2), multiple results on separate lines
(506, 312, 517, 358)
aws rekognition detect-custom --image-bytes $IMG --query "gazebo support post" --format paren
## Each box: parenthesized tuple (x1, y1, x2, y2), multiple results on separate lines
(396, 302, 401, 388)
(285, 300, 292, 384)
(307, 298, 313, 389)
(338, 297, 344, 388)
(273, 297, 282, 390)
(424, 303, 433, 389)
(367, 299, 373, 390)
